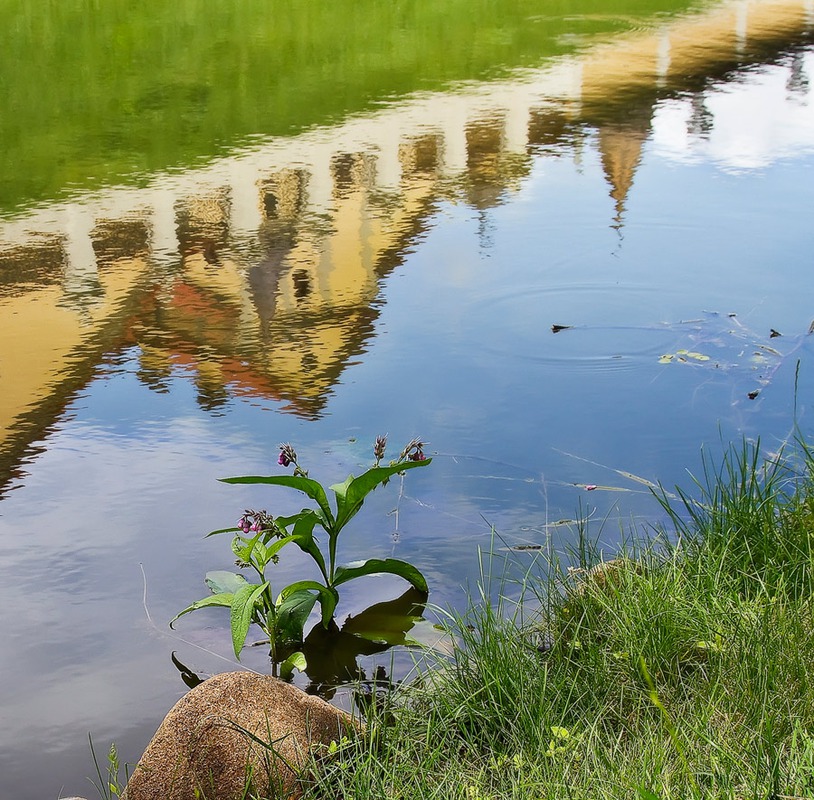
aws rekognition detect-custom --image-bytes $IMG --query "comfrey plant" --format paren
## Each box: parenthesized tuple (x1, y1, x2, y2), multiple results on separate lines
(172, 436, 431, 675)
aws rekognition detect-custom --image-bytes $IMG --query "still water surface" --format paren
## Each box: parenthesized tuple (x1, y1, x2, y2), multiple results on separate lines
(2, 1, 814, 797)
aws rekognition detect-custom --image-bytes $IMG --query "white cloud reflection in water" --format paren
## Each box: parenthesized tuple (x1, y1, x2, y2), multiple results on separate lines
(652, 50, 814, 169)
(1, 31, 814, 800)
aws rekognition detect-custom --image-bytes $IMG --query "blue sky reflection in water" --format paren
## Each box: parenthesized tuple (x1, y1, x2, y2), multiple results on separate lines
(1, 25, 814, 800)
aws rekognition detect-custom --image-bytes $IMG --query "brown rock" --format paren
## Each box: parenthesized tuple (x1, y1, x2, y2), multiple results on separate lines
(123, 671, 358, 800)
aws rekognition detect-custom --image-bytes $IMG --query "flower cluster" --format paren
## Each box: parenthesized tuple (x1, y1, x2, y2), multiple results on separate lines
(373, 434, 388, 466)
(235, 509, 282, 567)
(277, 443, 308, 477)
(399, 436, 428, 463)
(237, 509, 278, 536)
(277, 436, 428, 477)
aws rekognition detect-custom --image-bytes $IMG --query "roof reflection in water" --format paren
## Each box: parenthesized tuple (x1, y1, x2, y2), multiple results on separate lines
(0, 0, 812, 495)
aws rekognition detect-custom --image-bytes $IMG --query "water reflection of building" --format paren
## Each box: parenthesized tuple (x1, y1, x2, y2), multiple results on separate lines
(0, 0, 812, 492)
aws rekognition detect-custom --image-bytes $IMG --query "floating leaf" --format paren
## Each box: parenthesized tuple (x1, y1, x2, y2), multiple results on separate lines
(658, 355, 674, 364)
(686, 352, 710, 361)
(574, 483, 632, 492)
(551, 324, 572, 333)
(617, 470, 660, 490)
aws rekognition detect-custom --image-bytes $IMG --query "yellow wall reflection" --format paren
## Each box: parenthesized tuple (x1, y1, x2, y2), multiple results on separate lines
(0, 0, 811, 490)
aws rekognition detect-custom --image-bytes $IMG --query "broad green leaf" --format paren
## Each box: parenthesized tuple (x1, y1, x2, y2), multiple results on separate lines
(330, 459, 431, 531)
(330, 473, 355, 506)
(279, 580, 338, 628)
(230, 582, 269, 659)
(169, 593, 233, 628)
(333, 558, 429, 594)
(205, 570, 250, 595)
(274, 511, 313, 535)
(205, 526, 240, 537)
(276, 588, 319, 644)
(289, 511, 328, 579)
(279, 651, 307, 678)
(220, 475, 334, 523)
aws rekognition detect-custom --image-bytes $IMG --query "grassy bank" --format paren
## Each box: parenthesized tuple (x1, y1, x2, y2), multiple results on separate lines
(300, 440, 814, 799)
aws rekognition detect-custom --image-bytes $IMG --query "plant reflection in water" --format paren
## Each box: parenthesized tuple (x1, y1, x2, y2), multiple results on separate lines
(170, 587, 427, 707)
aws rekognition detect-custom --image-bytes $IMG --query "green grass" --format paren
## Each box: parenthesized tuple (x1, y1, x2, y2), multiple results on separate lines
(294, 439, 814, 799)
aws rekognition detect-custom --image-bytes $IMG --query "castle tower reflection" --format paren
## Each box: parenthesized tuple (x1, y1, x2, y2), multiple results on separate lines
(1, 0, 812, 493)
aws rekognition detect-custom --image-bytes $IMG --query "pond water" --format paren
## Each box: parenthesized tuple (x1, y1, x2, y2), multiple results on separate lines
(2, 1, 814, 797)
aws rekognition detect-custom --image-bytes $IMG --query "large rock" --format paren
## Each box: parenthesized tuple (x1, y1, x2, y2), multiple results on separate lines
(123, 671, 358, 800)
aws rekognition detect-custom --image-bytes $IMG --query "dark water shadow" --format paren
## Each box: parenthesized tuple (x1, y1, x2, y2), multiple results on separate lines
(171, 587, 428, 703)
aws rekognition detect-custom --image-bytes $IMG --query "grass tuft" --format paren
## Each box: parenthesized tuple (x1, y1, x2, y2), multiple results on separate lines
(295, 439, 814, 799)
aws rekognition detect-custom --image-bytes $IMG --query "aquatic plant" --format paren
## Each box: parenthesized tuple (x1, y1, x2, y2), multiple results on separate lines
(172, 436, 431, 674)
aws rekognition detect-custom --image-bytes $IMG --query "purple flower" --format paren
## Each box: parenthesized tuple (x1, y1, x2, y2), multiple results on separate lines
(278, 443, 297, 468)
(400, 437, 428, 462)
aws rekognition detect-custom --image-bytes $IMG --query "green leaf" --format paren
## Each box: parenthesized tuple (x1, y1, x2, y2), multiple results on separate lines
(278, 651, 307, 679)
(279, 580, 338, 628)
(205, 526, 240, 537)
(635, 788, 662, 800)
(232, 531, 268, 568)
(262, 534, 298, 562)
(169, 593, 234, 628)
(333, 558, 429, 594)
(230, 582, 269, 659)
(276, 588, 319, 644)
(289, 511, 328, 579)
(273, 511, 306, 534)
(330, 459, 431, 531)
(205, 570, 250, 595)
(220, 475, 334, 524)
